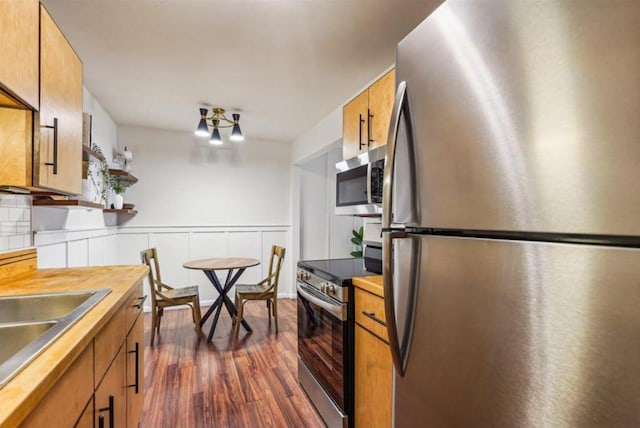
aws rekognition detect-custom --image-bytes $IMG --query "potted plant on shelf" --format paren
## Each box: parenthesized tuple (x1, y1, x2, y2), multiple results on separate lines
(108, 175, 132, 210)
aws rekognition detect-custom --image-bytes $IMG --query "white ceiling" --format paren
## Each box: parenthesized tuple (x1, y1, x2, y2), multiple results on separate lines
(42, 0, 441, 143)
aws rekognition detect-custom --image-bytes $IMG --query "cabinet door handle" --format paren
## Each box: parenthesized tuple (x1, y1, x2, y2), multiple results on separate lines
(128, 341, 140, 393)
(98, 395, 114, 428)
(367, 109, 374, 147)
(362, 310, 387, 326)
(41, 117, 58, 175)
(132, 294, 148, 309)
(358, 113, 366, 150)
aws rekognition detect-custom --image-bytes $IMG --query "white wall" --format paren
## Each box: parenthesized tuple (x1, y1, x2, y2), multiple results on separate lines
(118, 126, 291, 226)
(290, 106, 342, 267)
(83, 86, 117, 161)
(298, 146, 360, 261)
(299, 154, 328, 260)
(291, 106, 342, 165)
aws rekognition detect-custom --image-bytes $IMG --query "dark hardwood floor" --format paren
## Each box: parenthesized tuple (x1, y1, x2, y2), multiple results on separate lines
(140, 298, 325, 428)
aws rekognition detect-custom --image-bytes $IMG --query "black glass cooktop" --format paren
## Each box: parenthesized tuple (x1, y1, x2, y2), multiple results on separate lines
(297, 257, 377, 285)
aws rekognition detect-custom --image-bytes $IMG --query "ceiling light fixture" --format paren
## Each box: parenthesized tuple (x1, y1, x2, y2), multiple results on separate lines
(195, 107, 244, 144)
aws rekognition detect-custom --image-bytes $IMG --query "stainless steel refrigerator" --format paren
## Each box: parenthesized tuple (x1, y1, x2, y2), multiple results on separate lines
(381, 1, 640, 426)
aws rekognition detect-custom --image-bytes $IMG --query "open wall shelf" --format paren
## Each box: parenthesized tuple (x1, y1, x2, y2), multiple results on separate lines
(82, 145, 102, 162)
(108, 169, 138, 183)
(103, 208, 137, 215)
(33, 199, 104, 209)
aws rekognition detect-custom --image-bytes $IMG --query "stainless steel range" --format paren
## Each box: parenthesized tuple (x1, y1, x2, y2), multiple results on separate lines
(296, 258, 376, 428)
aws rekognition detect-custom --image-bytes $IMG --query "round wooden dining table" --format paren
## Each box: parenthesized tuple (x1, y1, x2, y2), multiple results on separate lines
(183, 257, 260, 341)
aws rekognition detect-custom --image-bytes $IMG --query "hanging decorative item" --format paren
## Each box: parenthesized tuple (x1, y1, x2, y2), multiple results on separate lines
(86, 143, 110, 205)
(114, 146, 134, 171)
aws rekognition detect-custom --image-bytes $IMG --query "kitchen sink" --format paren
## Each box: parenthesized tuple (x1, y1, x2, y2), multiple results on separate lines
(0, 291, 99, 324)
(0, 289, 110, 388)
(0, 321, 58, 365)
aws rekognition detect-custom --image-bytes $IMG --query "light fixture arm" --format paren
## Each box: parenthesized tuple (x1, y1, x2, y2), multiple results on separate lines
(205, 108, 236, 128)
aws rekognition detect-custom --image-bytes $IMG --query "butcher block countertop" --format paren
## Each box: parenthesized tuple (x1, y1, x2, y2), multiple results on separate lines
(353, 275, 383, 297)
(0, 265, 148, 428)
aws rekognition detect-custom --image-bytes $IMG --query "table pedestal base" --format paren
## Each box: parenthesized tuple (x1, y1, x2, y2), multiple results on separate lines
(200, 268, 252, 341)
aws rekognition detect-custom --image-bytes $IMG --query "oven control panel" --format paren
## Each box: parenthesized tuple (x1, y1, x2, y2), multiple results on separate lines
(296, 269, 346, 303)
(320, 282, 336, 295)
(296, 270, 311, 281)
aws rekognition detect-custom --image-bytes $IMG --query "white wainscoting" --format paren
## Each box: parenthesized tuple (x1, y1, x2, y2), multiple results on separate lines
(35, 225, 293, 310)
(34, 228, 119, 268)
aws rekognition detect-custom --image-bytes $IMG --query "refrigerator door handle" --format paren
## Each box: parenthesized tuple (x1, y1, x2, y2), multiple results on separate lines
(383, 233, 401, 377)
(382, 80, 415, 377)
(382, 80, 407, 231)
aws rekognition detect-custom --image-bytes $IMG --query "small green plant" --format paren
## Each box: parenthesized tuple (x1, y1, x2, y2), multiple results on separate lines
(109, 175, 132, 195)
(350, 226, 364, 258)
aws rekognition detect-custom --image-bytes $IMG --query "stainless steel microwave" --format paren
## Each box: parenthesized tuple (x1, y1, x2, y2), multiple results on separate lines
(335, 145, 386, 216)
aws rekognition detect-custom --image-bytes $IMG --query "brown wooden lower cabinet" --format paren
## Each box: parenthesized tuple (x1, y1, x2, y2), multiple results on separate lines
(76, 397, 94, 428)
(95, 345, 127, 428)
(20, 344, 93, 428)
(355, 325, 392, 428)
(19, 282, 145, 428)
(353, 278, 392, 428)
(94, 282, 144, 428)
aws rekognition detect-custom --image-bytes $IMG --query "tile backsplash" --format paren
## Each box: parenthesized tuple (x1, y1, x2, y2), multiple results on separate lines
(0, 194, 33, 251)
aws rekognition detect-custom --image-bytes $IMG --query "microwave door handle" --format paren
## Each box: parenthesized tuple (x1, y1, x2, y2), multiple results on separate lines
(367, 161, 373, 204)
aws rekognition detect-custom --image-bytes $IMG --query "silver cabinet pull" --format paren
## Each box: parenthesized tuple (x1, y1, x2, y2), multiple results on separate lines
(362, 310, 387, 326)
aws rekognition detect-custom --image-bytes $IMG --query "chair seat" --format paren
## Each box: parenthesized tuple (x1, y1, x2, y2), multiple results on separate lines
(159, 285, 199, 301)
(236, 283, 271, 296)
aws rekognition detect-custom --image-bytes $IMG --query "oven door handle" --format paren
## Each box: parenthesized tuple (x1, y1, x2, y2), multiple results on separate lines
(296, 283, 346, 321)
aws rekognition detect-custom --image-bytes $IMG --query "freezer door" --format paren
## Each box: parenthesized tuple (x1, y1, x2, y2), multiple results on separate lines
(397, 0, 640, 235)
(394, 235, 640, 427)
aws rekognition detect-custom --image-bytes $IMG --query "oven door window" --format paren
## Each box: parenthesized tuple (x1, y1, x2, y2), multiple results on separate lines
(298, 291, 345, 411)
(336, 165, 368, 206)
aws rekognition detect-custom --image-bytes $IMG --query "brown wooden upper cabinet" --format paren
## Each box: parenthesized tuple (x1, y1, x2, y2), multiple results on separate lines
(0, 0, 39, 109)
(343, 69, 395, 160)
(36, 5, 83, 195)
(0, 108, 33, 188)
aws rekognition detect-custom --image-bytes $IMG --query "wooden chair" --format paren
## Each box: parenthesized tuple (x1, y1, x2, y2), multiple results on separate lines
(140, 248, 202, 346)
(233, 245, 285, 339)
